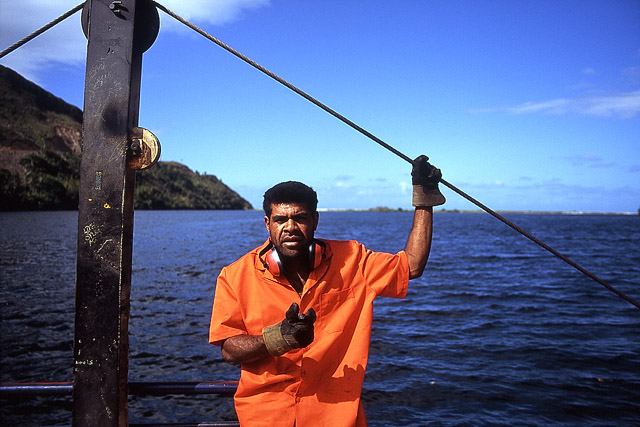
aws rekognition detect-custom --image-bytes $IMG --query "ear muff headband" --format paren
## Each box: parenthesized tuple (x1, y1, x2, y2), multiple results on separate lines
(309, 240, 324, 270)
(262, 240, 324, 277)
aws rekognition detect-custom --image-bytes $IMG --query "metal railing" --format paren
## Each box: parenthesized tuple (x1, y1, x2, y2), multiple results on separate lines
(0, 381, 239, 426)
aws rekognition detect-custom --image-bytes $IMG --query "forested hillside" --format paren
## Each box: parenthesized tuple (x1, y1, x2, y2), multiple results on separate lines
(0, 65, 252, 211)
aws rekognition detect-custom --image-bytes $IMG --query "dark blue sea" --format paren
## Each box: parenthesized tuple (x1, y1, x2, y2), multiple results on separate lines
(1, 210, 639, 426)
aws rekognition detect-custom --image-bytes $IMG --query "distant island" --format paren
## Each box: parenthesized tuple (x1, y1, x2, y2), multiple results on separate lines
(0, 65, 252, 211)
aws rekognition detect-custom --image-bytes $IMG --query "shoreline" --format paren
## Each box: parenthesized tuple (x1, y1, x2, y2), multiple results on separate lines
(2, 209, 637, 216)
(317, 208, 639, 216)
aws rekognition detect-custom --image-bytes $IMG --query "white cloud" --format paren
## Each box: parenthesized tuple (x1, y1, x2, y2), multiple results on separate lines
(621, 66, 640, 84)
(0, 1, 86, 83)
(472, 90, 640, 120)
(565, 154, 615, 168)
(159, 0, 269, 29)
(0, 0, 269, 82)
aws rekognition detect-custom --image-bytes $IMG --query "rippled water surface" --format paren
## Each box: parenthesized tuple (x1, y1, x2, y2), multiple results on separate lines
(1, 210, 639, 426)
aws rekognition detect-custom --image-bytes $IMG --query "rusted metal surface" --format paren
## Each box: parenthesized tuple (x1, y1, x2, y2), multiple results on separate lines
(127, 127, 161, 170)
(73, 1, 158, 426)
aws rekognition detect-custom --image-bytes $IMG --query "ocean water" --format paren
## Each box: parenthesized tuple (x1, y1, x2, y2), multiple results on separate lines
(1, 210, 639, 426)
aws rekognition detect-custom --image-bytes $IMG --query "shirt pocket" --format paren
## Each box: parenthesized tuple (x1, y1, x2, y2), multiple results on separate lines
(319, 288, 355, 334)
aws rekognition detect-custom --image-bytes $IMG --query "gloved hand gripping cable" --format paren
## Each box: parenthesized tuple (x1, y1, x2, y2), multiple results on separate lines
(411, 155, 446, 207)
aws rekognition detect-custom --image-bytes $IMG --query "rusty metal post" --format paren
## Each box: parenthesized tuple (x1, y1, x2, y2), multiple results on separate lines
(73, 1, 157, 426)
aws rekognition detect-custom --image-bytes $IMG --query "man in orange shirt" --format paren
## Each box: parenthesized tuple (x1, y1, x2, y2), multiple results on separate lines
(209, 155, 445, 426)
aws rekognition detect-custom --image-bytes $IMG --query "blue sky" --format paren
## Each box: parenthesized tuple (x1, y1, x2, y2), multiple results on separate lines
(1, 0, 639, 212)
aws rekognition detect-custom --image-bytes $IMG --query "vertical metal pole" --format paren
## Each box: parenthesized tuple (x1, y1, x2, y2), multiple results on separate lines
(73, 1, 150, 425)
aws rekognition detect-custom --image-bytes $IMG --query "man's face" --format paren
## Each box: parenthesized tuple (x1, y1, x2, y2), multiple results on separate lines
(265, 202, 319, 260)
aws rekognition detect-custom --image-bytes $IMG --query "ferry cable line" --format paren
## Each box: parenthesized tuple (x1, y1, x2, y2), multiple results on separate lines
(151, 2, 640, 311)
(2, 2, 638, 312)
(0, 3, 85, 59)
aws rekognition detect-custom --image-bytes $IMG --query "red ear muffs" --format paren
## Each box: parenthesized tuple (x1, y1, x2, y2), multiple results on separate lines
(262, 240, 324, 277)
(264, 246, 283, 277)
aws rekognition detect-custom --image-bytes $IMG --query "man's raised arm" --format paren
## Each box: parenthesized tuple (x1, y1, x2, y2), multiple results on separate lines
(404, 155, 445, 279)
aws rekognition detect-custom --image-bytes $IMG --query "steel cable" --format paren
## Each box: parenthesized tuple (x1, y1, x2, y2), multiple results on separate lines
(152, 1, 640, 309)
(6, 0, 633, 310)
(152, 1, 639, 311)
(0, 3, 85, 59)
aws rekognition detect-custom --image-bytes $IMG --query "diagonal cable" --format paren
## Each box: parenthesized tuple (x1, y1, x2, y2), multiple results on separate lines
(154, 1, 639, 310)
(0, 3, 85, 59)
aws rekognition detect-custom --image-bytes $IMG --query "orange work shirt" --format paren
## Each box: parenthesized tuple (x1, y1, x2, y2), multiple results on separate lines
(209, 239, 409, 427)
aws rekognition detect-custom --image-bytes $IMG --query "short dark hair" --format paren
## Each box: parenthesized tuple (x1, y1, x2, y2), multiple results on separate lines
(263, 181, 318, 217)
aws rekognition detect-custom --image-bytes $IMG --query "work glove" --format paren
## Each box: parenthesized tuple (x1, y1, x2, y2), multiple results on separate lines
(411, 155, 446, 207)
(262, 302, 316, 356)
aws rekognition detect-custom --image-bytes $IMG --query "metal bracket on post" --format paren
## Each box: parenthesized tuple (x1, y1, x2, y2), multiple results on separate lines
(127, 127, 161, 170)
(74, 1, 158, 426)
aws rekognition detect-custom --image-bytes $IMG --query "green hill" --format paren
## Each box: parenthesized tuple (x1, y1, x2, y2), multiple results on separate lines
(0, 65, 252, 211)
(134, 161, 252, 210)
